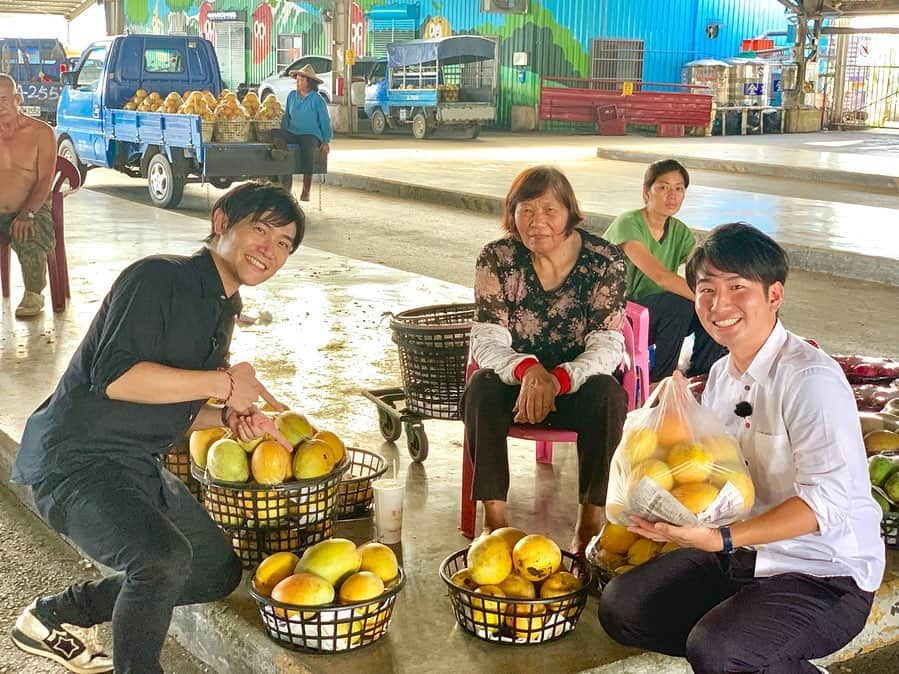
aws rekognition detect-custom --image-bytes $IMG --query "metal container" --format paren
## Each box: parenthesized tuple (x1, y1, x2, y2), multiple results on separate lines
(681, 59, 731, 106)
(726, 57, 770, 106)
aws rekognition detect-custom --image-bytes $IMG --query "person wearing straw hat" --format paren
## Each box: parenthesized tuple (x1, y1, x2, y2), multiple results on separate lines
(272, 63, 332, 202)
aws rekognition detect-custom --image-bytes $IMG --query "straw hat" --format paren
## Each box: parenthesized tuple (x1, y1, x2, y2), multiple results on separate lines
(289, 64, 323, 83)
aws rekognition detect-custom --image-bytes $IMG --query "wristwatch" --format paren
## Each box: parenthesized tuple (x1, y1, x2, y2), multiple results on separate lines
(22, 210, 35, 220)
(719, 525, 735, 554)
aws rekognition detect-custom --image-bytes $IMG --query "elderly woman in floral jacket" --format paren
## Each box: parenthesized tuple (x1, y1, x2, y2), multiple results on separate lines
(461, 166, 629, 553)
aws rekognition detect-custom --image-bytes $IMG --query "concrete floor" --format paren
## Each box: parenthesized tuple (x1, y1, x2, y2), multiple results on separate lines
(2, 130, 899, 672)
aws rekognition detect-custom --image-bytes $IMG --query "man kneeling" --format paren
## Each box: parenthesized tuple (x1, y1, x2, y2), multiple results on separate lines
(598, 223, 884, 674)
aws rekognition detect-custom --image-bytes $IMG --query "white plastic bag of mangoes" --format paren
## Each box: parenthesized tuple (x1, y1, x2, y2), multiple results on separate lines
(605, 372, 755, 528)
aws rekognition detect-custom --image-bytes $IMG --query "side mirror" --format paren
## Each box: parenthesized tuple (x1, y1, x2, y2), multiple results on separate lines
(61, 72, 76, 86)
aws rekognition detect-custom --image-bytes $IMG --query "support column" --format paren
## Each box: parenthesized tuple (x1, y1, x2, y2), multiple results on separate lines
(103, 0, 125, 35)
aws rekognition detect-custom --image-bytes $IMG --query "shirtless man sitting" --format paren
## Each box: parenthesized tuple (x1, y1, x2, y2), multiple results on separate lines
(0, 73, 57, 318)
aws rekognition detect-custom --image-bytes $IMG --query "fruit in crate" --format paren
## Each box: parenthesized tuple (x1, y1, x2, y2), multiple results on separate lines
(470, 585, 506, 627)
(242, 91, 260, 116)
(357, 542, 399, 583)
(864, 430, 899, 454)
(338, 571, 385, 604)
(540, 571, 583, 615)
(271, 572, 335, 617)
(313, 430, 346, 465)
(206, 437, 250, 482)
(870, 455, 899, 488)
(885, 473, 899, 503)
(512, 534, 562, 582)
(504, 603, 545, 639)
(250, 440, 292, 485)
(189, 427, 228, 468)
(467, 534, 513, 585)
(498, 572, 536, 600)
(293, 439, 335, 479)
(253, 551, 301, 597)
(276, 410, 315, 447)
(296, 538, 362, 587)
(490, 526, 527, 550)
(450, 568, 479, 591)
(244, 490, 289, 522)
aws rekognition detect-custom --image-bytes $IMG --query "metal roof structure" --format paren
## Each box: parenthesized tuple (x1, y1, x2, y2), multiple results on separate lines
(0, 1, 97, 20)
(780, 0, 899, 15)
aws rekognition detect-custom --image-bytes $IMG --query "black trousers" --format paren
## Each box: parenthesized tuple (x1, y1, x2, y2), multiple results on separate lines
(638, 291, 727, 382)
(598, 548, 875, 674)
(271, 129, 322, 175)
(461, 369, 628, 505)
(31, 461, 242, 674)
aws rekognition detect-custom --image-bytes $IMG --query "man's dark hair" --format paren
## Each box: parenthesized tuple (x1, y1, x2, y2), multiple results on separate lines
(206, 182, 305, 252)
(643, 158, 690, 191)
(686, 222, 788, 292)
(502, 165, 583, 238)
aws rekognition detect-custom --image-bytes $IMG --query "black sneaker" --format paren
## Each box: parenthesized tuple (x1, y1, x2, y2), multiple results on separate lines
(10, 599, 112, 673)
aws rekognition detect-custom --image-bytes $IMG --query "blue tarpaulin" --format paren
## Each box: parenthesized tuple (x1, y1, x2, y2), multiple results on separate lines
(387, 36, 495, 68)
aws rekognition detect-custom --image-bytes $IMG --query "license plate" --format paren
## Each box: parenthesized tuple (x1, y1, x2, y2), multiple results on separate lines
(22, 106, 42, 117)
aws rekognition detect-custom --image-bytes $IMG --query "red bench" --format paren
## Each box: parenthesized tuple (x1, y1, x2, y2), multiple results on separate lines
(538, 80, 714, 137)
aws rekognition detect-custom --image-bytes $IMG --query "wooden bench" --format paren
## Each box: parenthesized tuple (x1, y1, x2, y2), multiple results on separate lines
(538, 81, 714, 137)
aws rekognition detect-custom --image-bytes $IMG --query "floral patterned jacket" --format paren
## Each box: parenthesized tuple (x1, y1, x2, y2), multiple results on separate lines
(471, 229, 627, 393)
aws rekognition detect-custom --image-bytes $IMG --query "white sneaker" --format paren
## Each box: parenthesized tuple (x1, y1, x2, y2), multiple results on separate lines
(15, 291, 44, 318)
(10, 599, 112, 673)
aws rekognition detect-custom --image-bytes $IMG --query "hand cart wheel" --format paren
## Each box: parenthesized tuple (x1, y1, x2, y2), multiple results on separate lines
(405, 422, 429, 463)
(378, 407, 402, 443)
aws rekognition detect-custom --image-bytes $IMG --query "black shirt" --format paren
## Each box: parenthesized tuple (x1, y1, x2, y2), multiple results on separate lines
(12, 249, 242, 484)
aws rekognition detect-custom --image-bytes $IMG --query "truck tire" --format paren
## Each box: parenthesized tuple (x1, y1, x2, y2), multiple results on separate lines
(209, 177, 233, 189)
(147, 153, 186, 209)
(57, 137, 87, 184)
(370, 109, 387, 136)
(411, 111, 430, 140)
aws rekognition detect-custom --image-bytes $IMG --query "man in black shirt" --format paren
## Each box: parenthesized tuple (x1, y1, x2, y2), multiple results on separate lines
(10, 182, 305, 674)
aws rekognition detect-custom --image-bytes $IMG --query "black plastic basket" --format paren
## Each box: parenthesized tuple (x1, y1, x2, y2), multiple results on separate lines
(225, 519, 333, 568)
(439, 549, 591, 645)
(247, 568, 405, 652)
(389, 303, 475, 419)
(882, 511, 899, 549)
(336, 448, 388, 520)
(192, 456, 348, 529)
(160, 442, 203, 502)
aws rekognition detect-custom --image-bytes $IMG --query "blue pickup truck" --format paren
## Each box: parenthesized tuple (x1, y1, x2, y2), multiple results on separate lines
(1, 38, 68, 124)
(56, 34, 296, 208)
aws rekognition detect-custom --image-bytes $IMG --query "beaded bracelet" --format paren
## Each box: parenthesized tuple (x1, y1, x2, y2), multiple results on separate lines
(214, 368, 234, 406)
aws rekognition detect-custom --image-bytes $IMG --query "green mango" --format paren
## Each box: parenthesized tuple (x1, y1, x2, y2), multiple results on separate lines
(868, 455, 899, 488)
(885, 472, 899, 503)
(873, 489, 891, 516)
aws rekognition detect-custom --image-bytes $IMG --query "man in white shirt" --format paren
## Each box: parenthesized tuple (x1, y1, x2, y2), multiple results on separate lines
(598, 223, 884, 673)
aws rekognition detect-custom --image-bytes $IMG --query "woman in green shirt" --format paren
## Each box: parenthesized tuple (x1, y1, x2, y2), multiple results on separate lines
(604, 159, 725, 382)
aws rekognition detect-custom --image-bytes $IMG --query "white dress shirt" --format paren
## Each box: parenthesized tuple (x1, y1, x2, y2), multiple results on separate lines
(703, 321, 885, 592)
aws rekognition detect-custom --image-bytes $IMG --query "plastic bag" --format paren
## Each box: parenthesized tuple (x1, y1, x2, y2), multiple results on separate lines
(606, 373, 755, 528)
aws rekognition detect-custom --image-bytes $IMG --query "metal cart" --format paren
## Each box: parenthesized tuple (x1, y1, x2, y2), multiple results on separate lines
(362, 303, 475, 462)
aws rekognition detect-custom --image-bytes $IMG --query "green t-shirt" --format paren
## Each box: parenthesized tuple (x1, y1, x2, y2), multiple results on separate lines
(603, 208, 696, 301)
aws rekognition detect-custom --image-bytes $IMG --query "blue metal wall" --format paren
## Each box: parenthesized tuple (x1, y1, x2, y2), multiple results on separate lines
(380, 0, 790, 126)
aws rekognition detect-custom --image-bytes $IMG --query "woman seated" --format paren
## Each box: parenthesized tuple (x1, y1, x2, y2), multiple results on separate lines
(461, 166, 629, 552)
(604, 159, 726, 383)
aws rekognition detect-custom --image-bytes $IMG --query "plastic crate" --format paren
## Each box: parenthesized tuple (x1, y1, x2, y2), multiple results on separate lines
(439, 549, 591, 645)
(247, 568, 405, 652)
(160, 442, 203, 502)
(389, 303, 475, 419)
(882, 511, 899, 549)
(336, 448, 388, 520)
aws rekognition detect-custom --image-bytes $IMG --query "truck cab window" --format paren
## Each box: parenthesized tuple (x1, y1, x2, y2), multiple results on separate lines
(77, 46, 107, 91)
(145, 48, 184, 74)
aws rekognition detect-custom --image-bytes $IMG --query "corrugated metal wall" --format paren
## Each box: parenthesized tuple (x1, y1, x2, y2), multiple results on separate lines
(124, 0, 790, 129)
